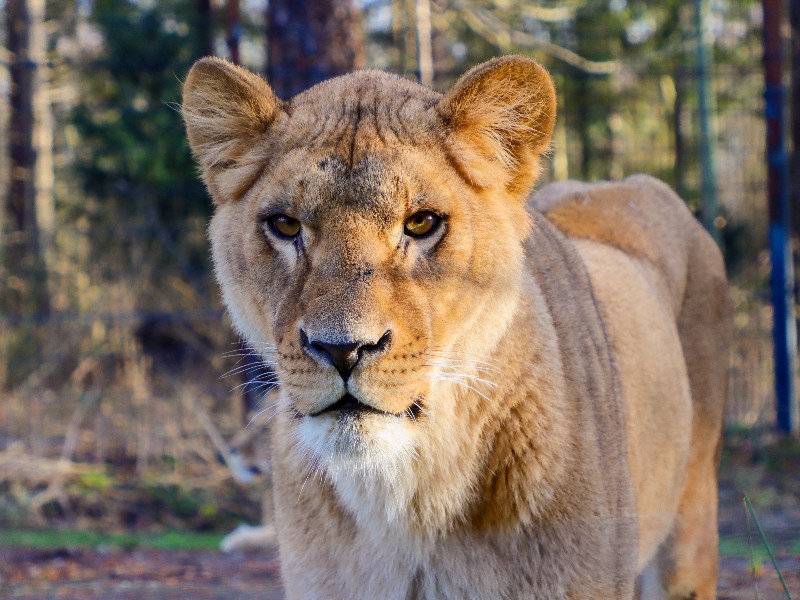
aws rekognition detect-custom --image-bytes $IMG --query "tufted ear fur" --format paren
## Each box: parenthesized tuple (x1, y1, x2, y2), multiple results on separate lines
(438, 55, 556, 195)
(182, 57, 284, 203)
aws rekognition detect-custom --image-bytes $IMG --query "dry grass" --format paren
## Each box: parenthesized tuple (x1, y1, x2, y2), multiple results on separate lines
(0, 254, 784, 530)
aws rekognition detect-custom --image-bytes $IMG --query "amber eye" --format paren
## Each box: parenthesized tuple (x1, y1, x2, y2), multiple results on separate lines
(404, 211, 441, 238)
(267, 214, 302, 239)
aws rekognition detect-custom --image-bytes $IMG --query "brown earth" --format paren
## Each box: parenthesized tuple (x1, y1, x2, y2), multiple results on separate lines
(0, 546, 283, 599)
(0, 545, 797, 599)
(718, 555, 799, 599)
(2, 436, 798, 599)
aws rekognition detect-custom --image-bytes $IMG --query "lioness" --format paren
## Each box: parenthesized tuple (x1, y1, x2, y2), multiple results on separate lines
(183, 55, 730, 599)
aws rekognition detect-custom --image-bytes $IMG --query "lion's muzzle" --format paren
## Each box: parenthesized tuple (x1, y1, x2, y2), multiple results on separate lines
(300, 328, 393, 380)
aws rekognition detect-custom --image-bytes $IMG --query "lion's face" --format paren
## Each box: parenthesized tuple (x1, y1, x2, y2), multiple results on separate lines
(184, 57, 555, 485)
(210, 126, 528, 472)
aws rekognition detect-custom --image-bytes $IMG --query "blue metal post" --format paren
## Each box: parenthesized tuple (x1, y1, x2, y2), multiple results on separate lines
(763, 0, 798, 434)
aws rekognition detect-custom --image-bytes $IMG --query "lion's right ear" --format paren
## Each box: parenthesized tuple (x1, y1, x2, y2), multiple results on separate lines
(438, 56, 556, 196)
(182, 57, 284, 203)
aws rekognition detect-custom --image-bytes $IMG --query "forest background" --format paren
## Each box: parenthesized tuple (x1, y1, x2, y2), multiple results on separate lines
(0, 0, 797, 547)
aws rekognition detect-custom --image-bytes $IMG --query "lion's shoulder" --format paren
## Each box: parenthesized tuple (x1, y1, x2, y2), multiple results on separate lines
(529, 174, 713, 317)
(531, 175, 692, 263)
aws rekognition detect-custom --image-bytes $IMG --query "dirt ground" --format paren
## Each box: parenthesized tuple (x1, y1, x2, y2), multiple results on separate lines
(1, 545, 798, 599)
(2, 437, 799, 599)
(0, 546, 284, 600)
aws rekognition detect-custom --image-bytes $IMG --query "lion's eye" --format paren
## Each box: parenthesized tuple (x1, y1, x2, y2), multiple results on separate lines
(404, 211, 441, 238)
(267, 214, 302, 239)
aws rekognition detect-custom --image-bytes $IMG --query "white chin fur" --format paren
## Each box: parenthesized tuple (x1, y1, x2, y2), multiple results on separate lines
(294, 413, 419, 527)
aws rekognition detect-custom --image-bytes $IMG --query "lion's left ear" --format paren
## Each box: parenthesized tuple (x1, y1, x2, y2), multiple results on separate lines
(438, 55, 556, 194)
(182, 57, 284, 203)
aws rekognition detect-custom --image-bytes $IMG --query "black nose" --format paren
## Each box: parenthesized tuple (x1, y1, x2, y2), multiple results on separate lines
(301, 330, 392, 380)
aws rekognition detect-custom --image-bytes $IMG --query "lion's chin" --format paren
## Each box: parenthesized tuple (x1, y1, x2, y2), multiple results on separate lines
(294, 411, 420, 525)
(295, 407, 417, 463)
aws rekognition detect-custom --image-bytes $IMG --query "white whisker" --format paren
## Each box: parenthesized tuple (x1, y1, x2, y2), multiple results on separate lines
(245, 399, 282, 427)
(428, 374, 494, 402)
(220, 361, 276, 379)
(221, 345, 277, 356)
(425, 348, 502, 365)
(430, 369, 498, 389)
(425, 356, 501, 372)
(232, 376, 280, 389)
(423, 359, 500, 378)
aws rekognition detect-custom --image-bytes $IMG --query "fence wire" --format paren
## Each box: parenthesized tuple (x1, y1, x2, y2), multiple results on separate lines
(0, 2, 781, 481)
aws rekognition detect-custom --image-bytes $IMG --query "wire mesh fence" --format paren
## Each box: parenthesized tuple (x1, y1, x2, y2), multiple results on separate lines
(0, 0, 782, 529)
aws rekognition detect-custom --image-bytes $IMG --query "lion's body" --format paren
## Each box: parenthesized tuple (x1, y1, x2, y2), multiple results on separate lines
(534, 177, 730, 597)
(183, 56, 730, 599)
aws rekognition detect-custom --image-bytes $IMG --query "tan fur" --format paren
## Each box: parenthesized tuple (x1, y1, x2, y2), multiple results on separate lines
(183, 56, 730, 599)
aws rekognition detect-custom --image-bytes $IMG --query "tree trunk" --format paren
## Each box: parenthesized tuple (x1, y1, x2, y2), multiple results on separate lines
(790, 0, 800, 248)
(31, 0, 54, 266)
(391, 0, 410, 76)
(5, 0, 49, 317)
(415, 0, 433, 87)
(577, 73, 592, 180)
(266, 0, 364, 98)
(788, 0, 800, 415)
(226, 0, 240, 65)
(402, 0, 417, 78)
(673, 65, 688, 200)
(195, 0, 213, 58)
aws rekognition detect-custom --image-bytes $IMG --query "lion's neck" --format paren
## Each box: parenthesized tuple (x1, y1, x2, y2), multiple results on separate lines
(297, 274, 572, 546)
(393, 274, 572, 540)
(460, 276, 571, 531)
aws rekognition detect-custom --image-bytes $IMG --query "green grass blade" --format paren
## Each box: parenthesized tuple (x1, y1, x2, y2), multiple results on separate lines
(744, 494, 795, 600)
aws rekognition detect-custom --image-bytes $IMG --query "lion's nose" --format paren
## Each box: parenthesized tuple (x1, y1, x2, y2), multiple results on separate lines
(301, 330, 392, 380)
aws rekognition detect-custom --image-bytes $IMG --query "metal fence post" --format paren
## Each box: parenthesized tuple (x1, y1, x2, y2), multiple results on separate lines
(763, 0, 798, 435)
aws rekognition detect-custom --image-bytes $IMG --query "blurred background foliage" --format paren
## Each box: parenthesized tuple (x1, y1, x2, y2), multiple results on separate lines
(0, 0, 791, 532)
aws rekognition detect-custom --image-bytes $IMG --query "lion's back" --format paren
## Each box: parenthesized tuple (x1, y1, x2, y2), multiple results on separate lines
(531, 174, 730, 571)
(531, 174, 711, 315)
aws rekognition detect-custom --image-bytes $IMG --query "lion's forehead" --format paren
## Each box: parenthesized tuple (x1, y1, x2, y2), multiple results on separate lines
(266, 153, 419, 231)
(262, 73, 444, 225)
(286, 70, 441, 153)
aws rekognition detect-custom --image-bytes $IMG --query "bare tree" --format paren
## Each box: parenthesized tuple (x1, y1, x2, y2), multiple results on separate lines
(195, 0, 214, 58)
(5, 0, 50, 317)
(791, 0, 800, 249)
(266, 0, 365, 98)
(415, 0, 433, 87)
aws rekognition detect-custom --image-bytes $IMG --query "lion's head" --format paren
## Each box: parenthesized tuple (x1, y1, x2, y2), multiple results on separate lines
(183, 56, 555, 517)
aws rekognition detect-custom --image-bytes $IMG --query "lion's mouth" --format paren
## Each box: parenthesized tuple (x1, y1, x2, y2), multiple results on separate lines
(308, 393, 422, 420)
